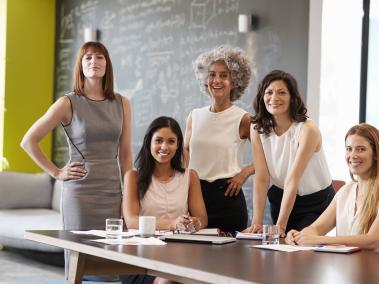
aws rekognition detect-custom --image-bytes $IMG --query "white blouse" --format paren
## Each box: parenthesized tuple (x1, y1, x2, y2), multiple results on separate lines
(335, 182, 361, 236)
(259, 120, 331, 196)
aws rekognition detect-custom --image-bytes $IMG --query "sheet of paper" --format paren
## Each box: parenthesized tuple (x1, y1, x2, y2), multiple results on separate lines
(90, 236, 166, 245)
(71, 229, 175, 237)
(251, 244, 315, 252)
(71, 230, 139, 237)
(236, 232, 262, 240)
(71, 229, 220, 237)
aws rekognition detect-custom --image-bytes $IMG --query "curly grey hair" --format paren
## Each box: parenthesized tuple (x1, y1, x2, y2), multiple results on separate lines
(192, 46, 252, 101)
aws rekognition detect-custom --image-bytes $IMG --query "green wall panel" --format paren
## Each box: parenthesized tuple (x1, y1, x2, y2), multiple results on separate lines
(3, 0, 55, 172)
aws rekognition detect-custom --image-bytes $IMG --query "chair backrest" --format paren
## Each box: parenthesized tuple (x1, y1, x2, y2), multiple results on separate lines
(332, 179, 346, 192)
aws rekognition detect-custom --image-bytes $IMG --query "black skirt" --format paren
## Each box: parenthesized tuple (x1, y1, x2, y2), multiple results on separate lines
(268, 184, 335, 232)
(200, 178, 248, 234)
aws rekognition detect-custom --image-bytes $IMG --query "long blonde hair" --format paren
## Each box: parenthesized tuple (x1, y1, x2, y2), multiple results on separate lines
(345, 123, 379, 234)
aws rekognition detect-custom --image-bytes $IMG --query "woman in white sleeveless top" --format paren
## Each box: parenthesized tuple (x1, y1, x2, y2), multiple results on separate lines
(184, 46, 255, 234)
(286, 124, 379, 250)
(245, 70, 334, 236)
(123, 116, 207, 232)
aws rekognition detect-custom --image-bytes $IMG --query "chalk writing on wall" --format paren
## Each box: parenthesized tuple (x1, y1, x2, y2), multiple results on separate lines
(54, 0, 252, 164)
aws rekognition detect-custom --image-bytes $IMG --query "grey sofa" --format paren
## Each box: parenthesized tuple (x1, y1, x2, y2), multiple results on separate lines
(0, 171, 62, 253)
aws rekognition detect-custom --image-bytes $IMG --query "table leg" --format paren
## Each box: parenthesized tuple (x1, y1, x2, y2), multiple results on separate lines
(68, 251, 86, 284)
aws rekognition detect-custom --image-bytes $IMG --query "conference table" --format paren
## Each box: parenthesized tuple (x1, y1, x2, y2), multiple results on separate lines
(24, 230, 378, 284)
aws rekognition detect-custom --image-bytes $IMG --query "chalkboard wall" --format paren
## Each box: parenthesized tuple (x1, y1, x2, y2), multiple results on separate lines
(53, 0, 309, 222)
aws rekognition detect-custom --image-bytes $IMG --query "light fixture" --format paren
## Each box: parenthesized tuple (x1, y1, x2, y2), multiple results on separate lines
(238, 14, 259, 33)
(84, 27, 97, 42)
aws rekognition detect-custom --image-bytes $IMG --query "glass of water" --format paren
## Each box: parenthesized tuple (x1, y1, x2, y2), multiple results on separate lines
(106, 218, 123, 239)
(262, 225, 280, 245)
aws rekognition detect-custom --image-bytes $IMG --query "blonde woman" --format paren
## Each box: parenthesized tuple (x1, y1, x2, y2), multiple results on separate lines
(286, 123, 379, 249)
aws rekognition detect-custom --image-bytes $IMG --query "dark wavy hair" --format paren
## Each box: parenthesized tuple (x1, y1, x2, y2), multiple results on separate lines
(72, 41, 115, 100)
(251, 70, 308, 135)
(135, 116, 185, 199)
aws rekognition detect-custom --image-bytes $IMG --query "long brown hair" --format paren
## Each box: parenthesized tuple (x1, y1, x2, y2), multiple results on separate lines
(345, 123, 379, 234)
(251, 70, 307, 135)
(72, 41, 115, 100)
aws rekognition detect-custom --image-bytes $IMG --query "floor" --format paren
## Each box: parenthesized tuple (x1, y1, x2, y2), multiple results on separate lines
(0, 248, 64, 283)
(0, 247, 122, 284)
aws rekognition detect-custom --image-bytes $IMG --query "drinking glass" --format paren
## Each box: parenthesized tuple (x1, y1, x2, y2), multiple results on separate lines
(106, 218, 123, 239)
(262, 225, 280, 245)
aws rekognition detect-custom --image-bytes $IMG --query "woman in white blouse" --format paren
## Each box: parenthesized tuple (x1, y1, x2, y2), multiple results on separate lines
(286, 123, 379, 249)
(245, 70, 334, 236)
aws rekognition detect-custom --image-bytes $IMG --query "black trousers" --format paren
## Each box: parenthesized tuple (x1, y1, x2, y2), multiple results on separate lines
(268, 184, 335, 232)
(120, 275, 155, 284)
(200, 178, 248, 234)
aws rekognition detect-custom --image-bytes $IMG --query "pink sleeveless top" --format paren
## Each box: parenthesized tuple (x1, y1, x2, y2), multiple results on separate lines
(140, 169, 190, 219)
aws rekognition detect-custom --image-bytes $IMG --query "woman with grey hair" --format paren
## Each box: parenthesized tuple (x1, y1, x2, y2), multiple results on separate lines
(184, 46, 255, 234)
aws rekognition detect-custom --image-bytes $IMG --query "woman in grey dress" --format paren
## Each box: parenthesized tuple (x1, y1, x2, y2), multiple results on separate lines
(21, 41, 132, 276)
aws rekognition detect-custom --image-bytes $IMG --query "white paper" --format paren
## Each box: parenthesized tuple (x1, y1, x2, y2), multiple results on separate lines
(236, 232, 263, 240)
(71, 230, 138, 237)
(71, 228, 219, 237)
(251, 244, 315, 252)
(71, 229, 174, 237)
(90, 236, 166, 246)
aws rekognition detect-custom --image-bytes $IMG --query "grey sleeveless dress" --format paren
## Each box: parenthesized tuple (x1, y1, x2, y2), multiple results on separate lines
(62, 92, 123, 231)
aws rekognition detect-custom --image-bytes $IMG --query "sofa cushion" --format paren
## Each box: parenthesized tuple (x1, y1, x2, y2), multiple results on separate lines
(51, 180, 63, 212)
(0, 209, 62, 252)
(0, 172, 52, 209)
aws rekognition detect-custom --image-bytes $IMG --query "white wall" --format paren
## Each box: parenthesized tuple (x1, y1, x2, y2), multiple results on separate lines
(307, 0, 322, 124)
(366, 0, 379, 128)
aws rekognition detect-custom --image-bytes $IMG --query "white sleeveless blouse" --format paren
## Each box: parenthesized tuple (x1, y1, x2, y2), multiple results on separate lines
(189, 105, 247, 182)
(335, 182, 361, 235)
(336, 181, 379, 251)
(259, 121, 331, 196)
(140, 169, 190, 219)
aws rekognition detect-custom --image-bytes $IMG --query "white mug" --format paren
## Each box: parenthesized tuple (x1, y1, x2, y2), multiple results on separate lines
(139, 216, 156, 237)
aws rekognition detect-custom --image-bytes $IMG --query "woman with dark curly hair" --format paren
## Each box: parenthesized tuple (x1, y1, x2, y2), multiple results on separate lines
(245, 70, 335, 236)
(184, 46, 255, 234)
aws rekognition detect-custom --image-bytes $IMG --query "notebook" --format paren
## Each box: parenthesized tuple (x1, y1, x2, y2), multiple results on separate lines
(160, 234, 236, 244)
